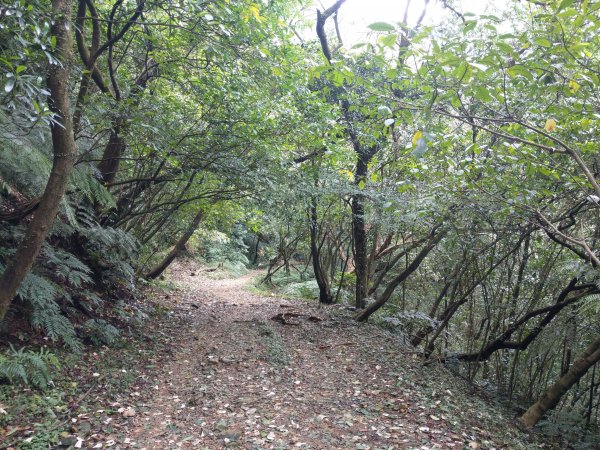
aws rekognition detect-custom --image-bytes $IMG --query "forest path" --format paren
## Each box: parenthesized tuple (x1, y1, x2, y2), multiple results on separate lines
(127, 260, 507, 449)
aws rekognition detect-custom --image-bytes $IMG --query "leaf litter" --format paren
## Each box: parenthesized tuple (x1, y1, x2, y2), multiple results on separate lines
(2, 259, 565, 449)
(124, 260, 561, 450)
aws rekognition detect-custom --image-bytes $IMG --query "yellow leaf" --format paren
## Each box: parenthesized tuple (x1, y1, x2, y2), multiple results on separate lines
(242, 4, 265, 23)
(249, 4, 260, 18)
(569, 79, 580, 93)
(242, 5, 259, 22)
(412, 130, 423, 146)
(544, 118, 557, 132)
(339, 169, 354, 182)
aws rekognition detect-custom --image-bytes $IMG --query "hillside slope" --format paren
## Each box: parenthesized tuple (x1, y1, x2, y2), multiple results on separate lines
(127, 261, 553, 450)
(0, 260, 561, 449)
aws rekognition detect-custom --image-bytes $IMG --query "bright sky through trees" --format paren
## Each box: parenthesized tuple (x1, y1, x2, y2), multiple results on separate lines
(311, 0, 506, 45)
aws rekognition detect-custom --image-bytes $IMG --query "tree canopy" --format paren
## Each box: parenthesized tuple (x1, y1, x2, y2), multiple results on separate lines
(2, 0, 600, 437)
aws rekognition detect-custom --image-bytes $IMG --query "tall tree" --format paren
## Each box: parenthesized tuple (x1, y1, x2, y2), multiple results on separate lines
(0, 0, 76, 320)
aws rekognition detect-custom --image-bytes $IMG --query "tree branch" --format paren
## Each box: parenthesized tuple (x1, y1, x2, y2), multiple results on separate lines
(316, 0, 347, 64)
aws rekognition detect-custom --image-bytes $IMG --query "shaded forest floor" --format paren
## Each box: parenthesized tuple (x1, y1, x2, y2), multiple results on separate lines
(1, 260, 567, 449)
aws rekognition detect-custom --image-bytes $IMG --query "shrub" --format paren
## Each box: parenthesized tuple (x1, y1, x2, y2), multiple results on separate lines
(0, 346, 60, 389)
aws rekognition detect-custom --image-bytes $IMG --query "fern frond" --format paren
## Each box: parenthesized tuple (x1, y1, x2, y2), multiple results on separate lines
(30, 310, 82, 353)
(0, 346, 59, 389)
(0, 127, 52, 196)
(68, 163, 116, 208)
(84, 319, 120, 346)
(42, 246, 93, 288)
(17, 272, 57, 302)
(19, 273, 82, 352)
(577, 294, 600, 316)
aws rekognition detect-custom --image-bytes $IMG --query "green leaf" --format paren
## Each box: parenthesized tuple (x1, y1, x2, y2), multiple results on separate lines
(385, 69, 398, 80)
(367, 22, 396, 32)
(533, 37, 551, 48)
(496, 42, 515, 55)
(557, 0, 575, 12)
(441, 55, 463, 67)
(453, 62, 472, 81)
(506, 65, 533, 80)
(569, 42, 590, 53)
(379, 34, 398, 48)
(473, 86, 492, 102)
(16, 65, 26, 74)
(463, 20, 477, 33)
(331, 70, 344, 87)
(480, 14, 501, 22)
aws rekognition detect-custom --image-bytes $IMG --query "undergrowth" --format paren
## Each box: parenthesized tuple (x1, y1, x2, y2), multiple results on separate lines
(0, 120, 139, 352)
(186, 226, 250, 278)
(253, 269, 354, 303)
(0, 345, 60, 389)
(252, 270, 316, 300)
(0, 282, 178, 448)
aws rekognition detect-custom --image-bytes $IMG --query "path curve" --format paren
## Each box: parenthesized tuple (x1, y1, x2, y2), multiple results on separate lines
(127, 261, 498, 449)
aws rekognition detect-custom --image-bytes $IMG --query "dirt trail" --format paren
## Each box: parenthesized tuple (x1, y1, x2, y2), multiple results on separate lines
(126, 261, 511, 449)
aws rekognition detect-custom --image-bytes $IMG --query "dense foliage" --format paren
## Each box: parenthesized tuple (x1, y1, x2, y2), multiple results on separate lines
(1, 0, 600, 439)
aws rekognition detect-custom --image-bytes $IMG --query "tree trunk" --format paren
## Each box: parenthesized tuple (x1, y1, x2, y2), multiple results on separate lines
(145, 209, 203, 279)
(352, 154, 370, 309)
(443, 281, 594, 363)
(97, 125, 126, 184)
(355, 228, 445, 322)
(369, 235, 429, 296)
(310, 202, 332, 304)
(0, 0, 76, 320)
(520, 334, 600, 428)
(314, 1, 377, 309)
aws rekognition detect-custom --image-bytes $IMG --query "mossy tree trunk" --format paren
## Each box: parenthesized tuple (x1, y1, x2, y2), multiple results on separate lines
(0, 0, 76, 320)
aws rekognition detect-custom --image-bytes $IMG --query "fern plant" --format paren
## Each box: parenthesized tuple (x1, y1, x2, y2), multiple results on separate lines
(0, 345, 60, 389)
(0, 123, 140, 352)
(282, 280, 320, 299)
(0, 124, 52, 196)
(1, 210, 140, 351)
(198, 227, 250, 269)
(83, 319, 120, 346)
(43, 247, 93, 288)
(18, 272, 83, 353)
(0, 113, 116, 209)
(80, 224, 138, 295)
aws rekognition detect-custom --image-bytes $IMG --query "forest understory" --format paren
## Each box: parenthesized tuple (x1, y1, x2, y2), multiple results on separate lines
(0, 260, 580, 449)
(3, 0, 600, 446)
